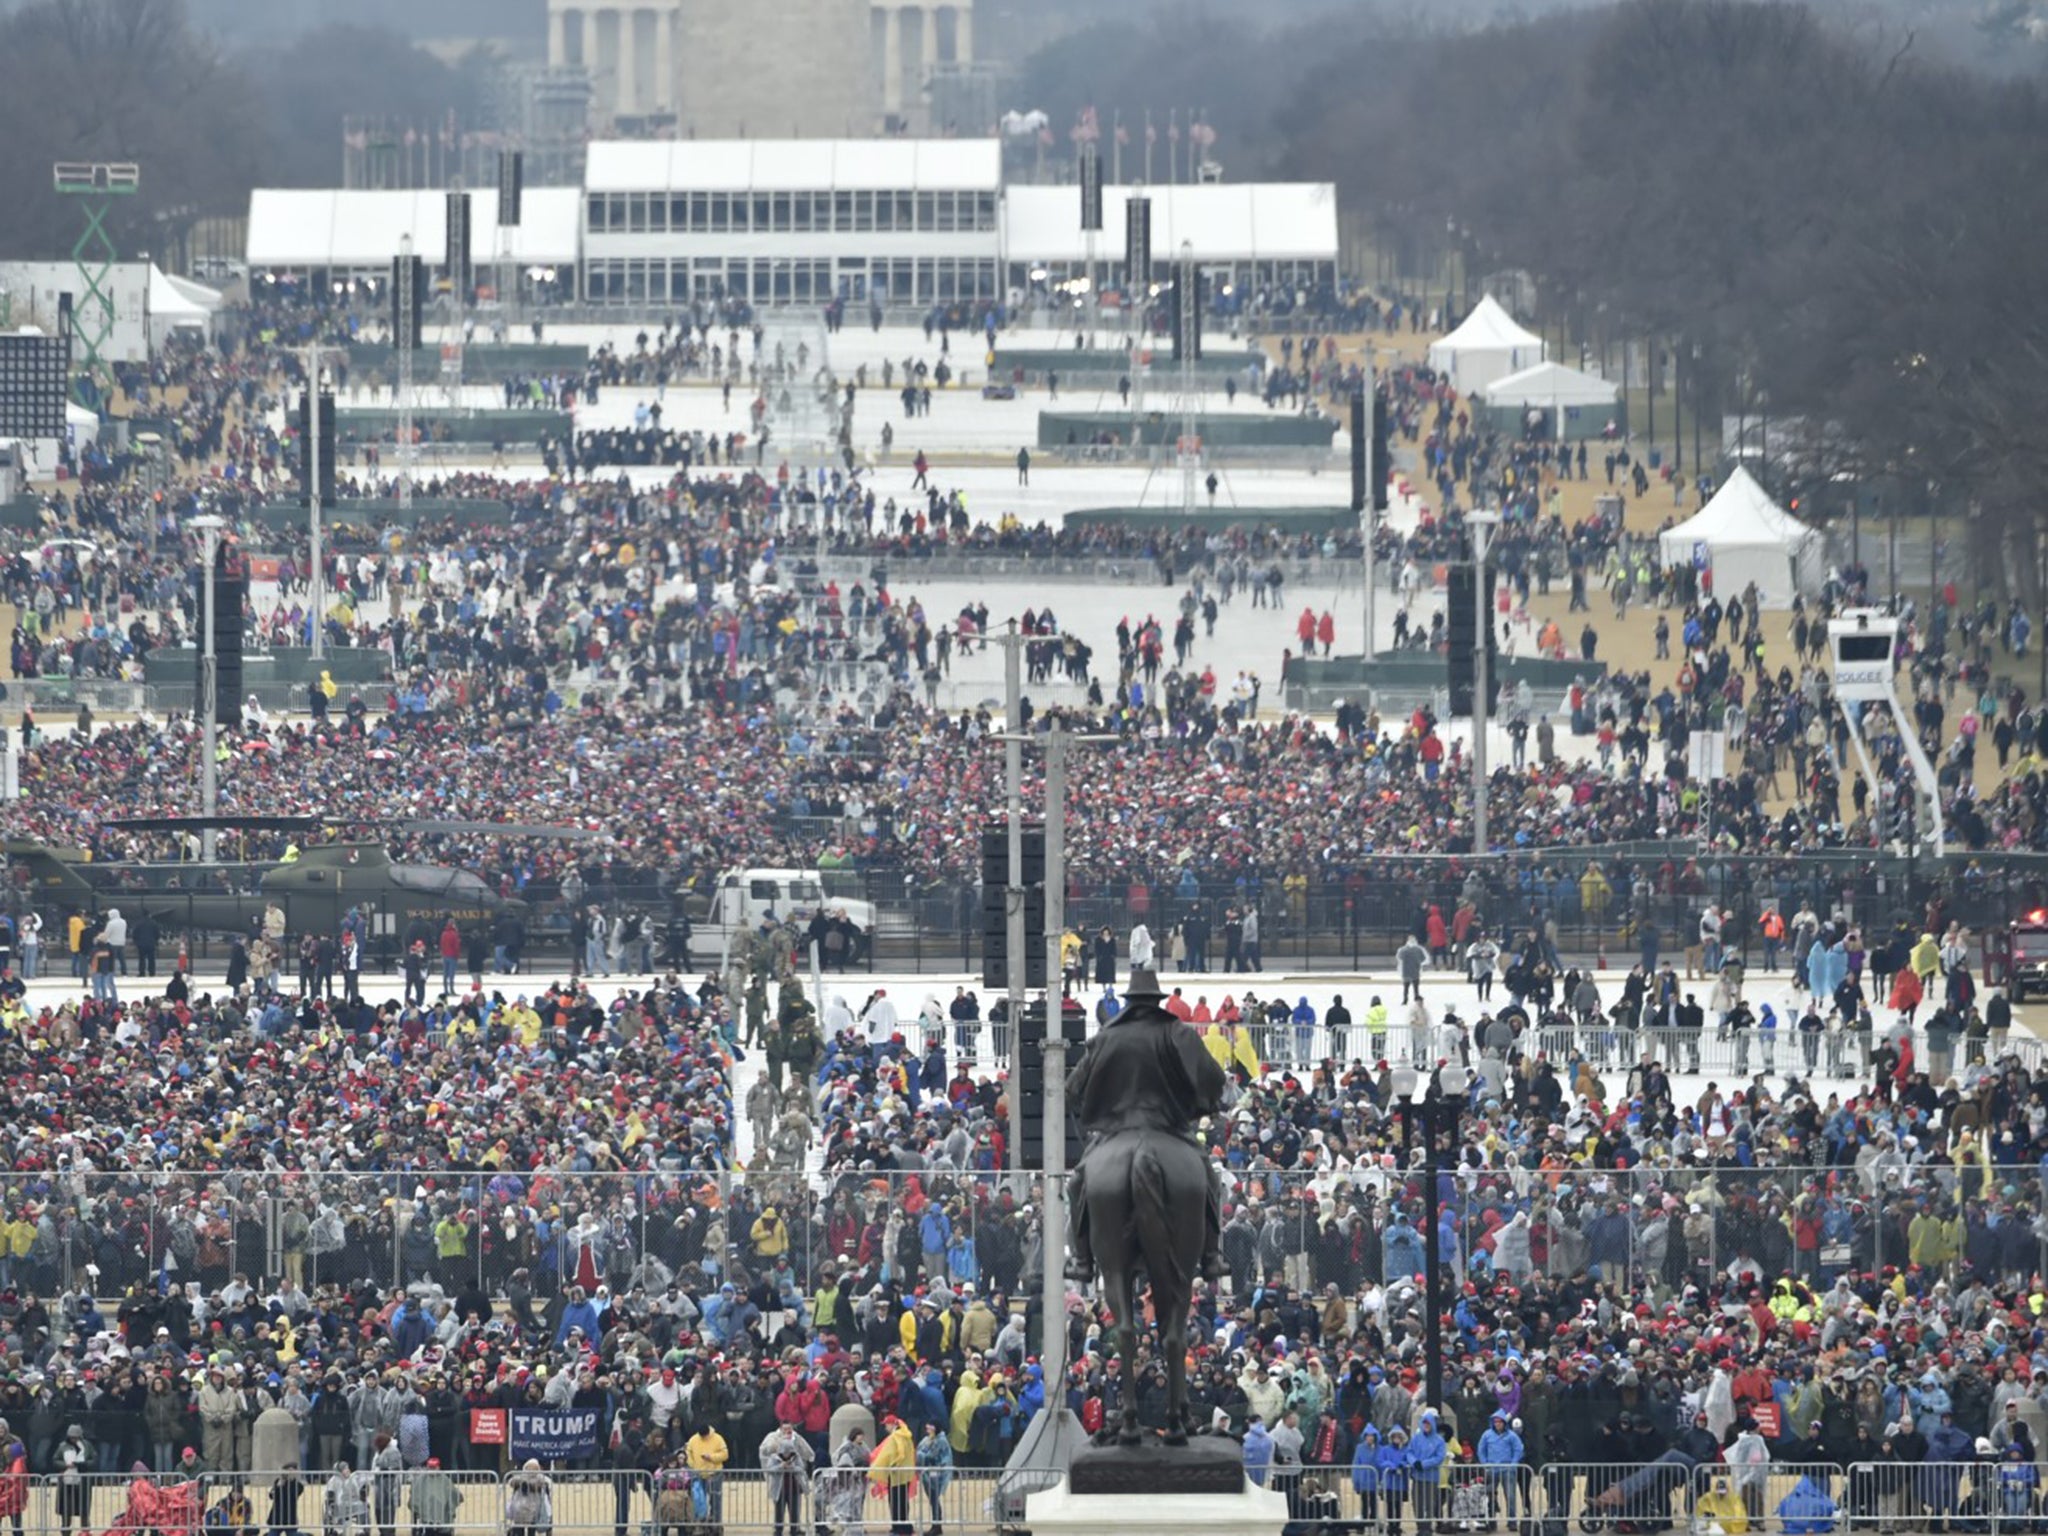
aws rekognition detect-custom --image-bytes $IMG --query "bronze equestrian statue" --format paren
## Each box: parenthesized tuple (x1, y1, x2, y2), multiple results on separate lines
(1064, 967, 1227, 1446)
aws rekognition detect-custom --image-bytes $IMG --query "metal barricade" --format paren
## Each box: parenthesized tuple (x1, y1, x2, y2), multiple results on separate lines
(1536, 1461, 1845, 1536)
(213, 1467, 503, 1536)
(812, 1462, 1000, 1536)
(23, 1472, 165, 1536)
(1845, 1459, 2013, 1533)
(547, 1468, 648, 1535)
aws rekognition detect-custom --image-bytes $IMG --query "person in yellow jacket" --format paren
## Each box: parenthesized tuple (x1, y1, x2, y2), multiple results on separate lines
(686, 1423, 730, 1522)
(1060, 928, 1083, 987)
(948, 1369, 989, 1456)
(1910, 932, 1942, 984)
(750, 1206, 790, 1262)
(868, 1416, 917, 1530)
(1697, 1473, 1751, 1533)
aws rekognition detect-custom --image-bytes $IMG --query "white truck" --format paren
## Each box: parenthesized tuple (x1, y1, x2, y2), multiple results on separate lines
(685, 867, 875, 962)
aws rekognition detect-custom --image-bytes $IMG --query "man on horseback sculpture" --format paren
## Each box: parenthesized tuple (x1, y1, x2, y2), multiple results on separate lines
(1062, 967, 1228, 1444)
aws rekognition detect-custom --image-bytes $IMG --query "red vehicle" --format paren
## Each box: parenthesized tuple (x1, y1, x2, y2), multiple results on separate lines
(1988, 908, 2048, 1001)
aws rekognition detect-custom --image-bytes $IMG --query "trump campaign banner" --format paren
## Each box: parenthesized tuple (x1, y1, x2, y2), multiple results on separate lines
(510, 1407, 602, 1462)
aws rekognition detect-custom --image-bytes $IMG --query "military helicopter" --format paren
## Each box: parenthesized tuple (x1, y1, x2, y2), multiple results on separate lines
(4, 818, 534, 943)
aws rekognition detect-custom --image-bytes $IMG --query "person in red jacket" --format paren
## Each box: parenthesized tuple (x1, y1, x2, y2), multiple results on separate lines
(438, 919, 462, 997)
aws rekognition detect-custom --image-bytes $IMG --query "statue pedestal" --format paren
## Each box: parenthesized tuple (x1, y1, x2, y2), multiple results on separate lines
(1024, 1438, 1287, 1536)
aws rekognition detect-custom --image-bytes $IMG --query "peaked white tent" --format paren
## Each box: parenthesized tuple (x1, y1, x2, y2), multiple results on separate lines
(1657, 466, 1823, 608)
(1427, 294, 1545, 395)
(147, 265, 218, 350)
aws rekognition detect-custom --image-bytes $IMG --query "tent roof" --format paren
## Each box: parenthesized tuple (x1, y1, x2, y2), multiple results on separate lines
(160, 271, 224, 312)
(1435, 293, 1542, 352)
(148, 265, 212, 322)
(246, 187, 582, 268)
(1475, 360, 1617, 409)
(1002, 182, 1339, 266)
(585, 138, 1001, 192)
(1662, 466, 1817, 550)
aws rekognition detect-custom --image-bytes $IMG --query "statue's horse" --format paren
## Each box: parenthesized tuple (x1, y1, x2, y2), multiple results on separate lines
(1081, 1127, 1208, 1445)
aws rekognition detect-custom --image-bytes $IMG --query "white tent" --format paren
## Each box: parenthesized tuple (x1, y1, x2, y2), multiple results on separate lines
(1426, 294, 1545, 395)
(147, 265, 217, 350)
(1657, 466, 1823, 608)
(65, 400, 99, 449)
(1477, 361, 1617, 410)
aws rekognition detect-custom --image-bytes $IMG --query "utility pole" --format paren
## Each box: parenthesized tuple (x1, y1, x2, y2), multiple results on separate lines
(1468, 511, 1500, 855)
(397, 234, 417, 515)
(1000, 621, 1027, 1172)
(1037, 723, 1114, 1385)
(302, 347, 327, 662)
(1000, 721, 1110, 1508)
(192, 515, 224, 864)
(1360, 358, 1378, 657)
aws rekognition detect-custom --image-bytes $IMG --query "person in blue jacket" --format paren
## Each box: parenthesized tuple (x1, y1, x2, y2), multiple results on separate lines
(1290, 997, 1317, 1063)
(1998, 1442, 2039, 1521)
(1409, 1410, 1449, 1530)
(1243, 1415, 1275, 1488)
(1351, 1425, 1384, 1528)
(553, 1284, 602, 1348)
(1378, 1425, 1413, 1533)
(1922, 1410, 1976, 1518)
(1776, 1473, 1840, 1534)
(1478, 1410, 1526, 1524)
(1383, 1214, 1426, 1283)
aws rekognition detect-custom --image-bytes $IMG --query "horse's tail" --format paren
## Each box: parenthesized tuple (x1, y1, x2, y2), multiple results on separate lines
(1129, 1138, 1177, 1286)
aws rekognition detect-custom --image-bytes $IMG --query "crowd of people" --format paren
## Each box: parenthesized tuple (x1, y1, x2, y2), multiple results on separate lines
(3, 282, 2048, 1536)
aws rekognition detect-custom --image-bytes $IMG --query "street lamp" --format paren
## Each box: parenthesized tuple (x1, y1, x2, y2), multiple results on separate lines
(190, 515, 225, 864)
(1466, 510, 1501, 854)
(1389, 1060, 1470, 1416)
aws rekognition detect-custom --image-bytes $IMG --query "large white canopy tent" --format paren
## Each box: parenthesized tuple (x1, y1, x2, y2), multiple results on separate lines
(1657, 466, 1824, 608)
(1474, 360, 1619, 440)
(1426, 294, 1545, 395)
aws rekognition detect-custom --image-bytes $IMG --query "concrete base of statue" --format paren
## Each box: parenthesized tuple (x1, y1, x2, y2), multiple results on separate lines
(1022, 1437, 1287, 1536)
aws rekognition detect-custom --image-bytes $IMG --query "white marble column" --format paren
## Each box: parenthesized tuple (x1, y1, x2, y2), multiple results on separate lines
(594, 7, 621, 116)
(882, 2, 902, 115)
(654, 4, 673, 115)
(549, 2, 568, 66)
(953, 0, 971, 63)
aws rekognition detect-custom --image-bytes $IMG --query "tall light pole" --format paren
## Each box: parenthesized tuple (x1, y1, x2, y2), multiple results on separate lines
(1036, 723, 1113, 1384)
(301, 347, 328, 662)
(191, 514, 225, 864)
(1001, 720, 1113, 1508)
(1391, 1061, 1469, 1417)
(1467, 510, 1500, 854)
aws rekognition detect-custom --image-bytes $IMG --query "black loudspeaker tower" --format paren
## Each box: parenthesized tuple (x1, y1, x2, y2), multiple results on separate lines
(1124, 196, 1152, 290)
(1079, 145, 1103, 233)
(980, 824, 1048, 990)
(496, 151, 524, 227)
(206, 543, 245, 729)
(1015, 996, 1088, 1170)
(445, 191, 473, 302)
(392, 255, 424, 349)
(1446, 566, 1475, 715)
(1445, 564, 1497, 716)
(296, 390, 337, 507)
(1371, 394, 1392, 513)
(1350, 389, 1367, 513)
